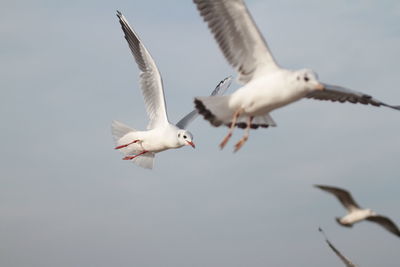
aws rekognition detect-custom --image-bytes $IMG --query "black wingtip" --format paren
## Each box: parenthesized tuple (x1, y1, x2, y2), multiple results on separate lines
(194, 98, 221, 127)
(382, 103, 400, 111)
(393, 105, 400, 111)
(116, 10, 122, 18)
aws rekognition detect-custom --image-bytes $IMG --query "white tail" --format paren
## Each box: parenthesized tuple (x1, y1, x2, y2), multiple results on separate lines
(111, 120, 136, 142)
(112, 120, 155, 169)
(131, 152, 155, 169)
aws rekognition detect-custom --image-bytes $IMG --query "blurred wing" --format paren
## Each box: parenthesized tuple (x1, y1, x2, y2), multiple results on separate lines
(176, 76, 232, 129)
(318, 228, 357, 267)
(117, 11, 169, 129)
(193, 0, 280, 84)
(366, 215, 400, 237)
(306, 83, 400, 111)
(315, 185, 361, 212)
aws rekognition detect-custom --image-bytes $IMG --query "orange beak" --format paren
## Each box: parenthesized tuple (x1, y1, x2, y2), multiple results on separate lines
(315, 83, 325, 90)
(186, 141, 195, 148)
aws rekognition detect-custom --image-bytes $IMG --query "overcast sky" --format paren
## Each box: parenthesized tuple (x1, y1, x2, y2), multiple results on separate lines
(1, 0, 400, 266)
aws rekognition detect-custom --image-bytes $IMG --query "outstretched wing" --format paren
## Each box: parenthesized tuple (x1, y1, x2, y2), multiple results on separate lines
(117, 11, 169, 129)
(366, 215, 400, 237)
(306, 83, 400, 111)
(193, 0, 280, 84)
(176, 76, 232, 129)
(318, 228, 357, 267)
(315, 185, 361, 212)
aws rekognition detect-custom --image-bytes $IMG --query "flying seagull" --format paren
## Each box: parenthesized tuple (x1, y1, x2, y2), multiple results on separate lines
(318, 227, 357, 267)
(315, 185, 400, 237)
(112, 11, 231, 169)
(192, 0, 400, 152)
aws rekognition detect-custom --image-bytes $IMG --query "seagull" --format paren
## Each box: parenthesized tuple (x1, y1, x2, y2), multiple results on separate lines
(318, 227, 357, 267)
(315, 185, 400, 238)
(112, 11, 232, 169)
(192, 0, 400, 152)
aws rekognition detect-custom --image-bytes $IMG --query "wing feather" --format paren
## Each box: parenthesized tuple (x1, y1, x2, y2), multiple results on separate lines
(176, 76, 232, 129)
(193, 0, 280, 84)
(117, 11, 169, 129)
(315, 185, 361, 212)
(307, 83, 400, 111)
(366, 215, 400, 237)
(318, 228, 357, 267)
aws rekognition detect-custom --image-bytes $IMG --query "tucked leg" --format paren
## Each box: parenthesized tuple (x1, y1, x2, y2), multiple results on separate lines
(219, 108, 243, 150)
(115, 139, 139, 150)
(234, 116, 253, 152)
(122, 150, 149, 160)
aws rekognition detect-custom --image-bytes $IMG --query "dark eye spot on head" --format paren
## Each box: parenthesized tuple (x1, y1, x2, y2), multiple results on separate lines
(183, 135, 187, 139)
(178, 133, 181, 137)
(304, 76, 309, 82)
(296, 76, 300, 81)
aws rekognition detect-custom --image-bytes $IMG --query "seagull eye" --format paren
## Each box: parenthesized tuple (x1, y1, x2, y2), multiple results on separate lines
(183, 135, 187, 139)
(304, 76, 309, 82)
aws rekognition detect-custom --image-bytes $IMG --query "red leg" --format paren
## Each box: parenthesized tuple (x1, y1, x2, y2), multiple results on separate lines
(219, 108, 243, 150)
(114, 139, 139, 150)
(122, 150, 149, 160)
(234, 116, 253, 152)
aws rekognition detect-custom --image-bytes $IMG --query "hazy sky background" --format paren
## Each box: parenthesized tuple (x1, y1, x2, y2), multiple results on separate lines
(1, 0, 400, 266)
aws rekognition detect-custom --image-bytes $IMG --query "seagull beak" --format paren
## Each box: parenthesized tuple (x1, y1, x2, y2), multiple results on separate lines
(315, 83, 325, 90)
(186, 141, 195, 148)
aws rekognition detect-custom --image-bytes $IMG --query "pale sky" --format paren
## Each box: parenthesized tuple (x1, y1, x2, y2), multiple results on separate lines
(1, 1, 400, 266)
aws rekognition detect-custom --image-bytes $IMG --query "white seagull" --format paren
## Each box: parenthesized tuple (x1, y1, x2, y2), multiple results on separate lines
(318, 227, 357, 267)
(192, 0, 400, 152)
(112, 11, 232, 169)
(315, 185, 400, 238)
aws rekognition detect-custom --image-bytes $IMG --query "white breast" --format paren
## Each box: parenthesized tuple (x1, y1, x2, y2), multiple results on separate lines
(229, 71, 306, 116)
(141, 125, 182, 152)
(341, 209, 372, 224)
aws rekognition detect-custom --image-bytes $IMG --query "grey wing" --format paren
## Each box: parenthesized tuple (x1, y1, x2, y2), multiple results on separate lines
(193, 0, 280, 84)
(306, 83, 400, 111)
(176, 76, 232, 129)
(318, 228, 357, 267)
(117, 11, 169, 129)
(366, 215, 400, 237)
(314, 185, 361, 212)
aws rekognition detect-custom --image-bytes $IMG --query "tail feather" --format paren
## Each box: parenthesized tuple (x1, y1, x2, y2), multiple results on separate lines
(130, 152, 155, 169)
(195, 96, 233, 127)
(111, 120, 136, 142)
(336, 217, 353, 228)
(111, 121, 155, 169)
(234, 114, 277, 129)
(195, 97, 276, 129)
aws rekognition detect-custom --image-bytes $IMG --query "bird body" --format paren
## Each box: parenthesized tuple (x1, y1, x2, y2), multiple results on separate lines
(315, 185, 400, 237)
(230, 69, 318, 115)
(112, 12, 231, 169)
(193, 0, 400, 151)
(115, 123, 190, 154)
(338, 209, 375, 226)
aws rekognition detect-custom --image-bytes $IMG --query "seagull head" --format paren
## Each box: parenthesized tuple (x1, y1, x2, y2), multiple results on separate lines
(177, 130, 195, 148)
(295, 69, 324, 92)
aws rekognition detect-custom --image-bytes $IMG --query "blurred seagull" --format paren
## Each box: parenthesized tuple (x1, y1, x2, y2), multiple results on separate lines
(192, 0, 400, 152)
(112, 11, 232, 169)
(315, 185, 400, 237)
(318, 227, 357, 267)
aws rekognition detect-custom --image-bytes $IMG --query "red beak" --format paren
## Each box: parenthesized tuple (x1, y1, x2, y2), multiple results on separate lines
(186, 141, 195, 148)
